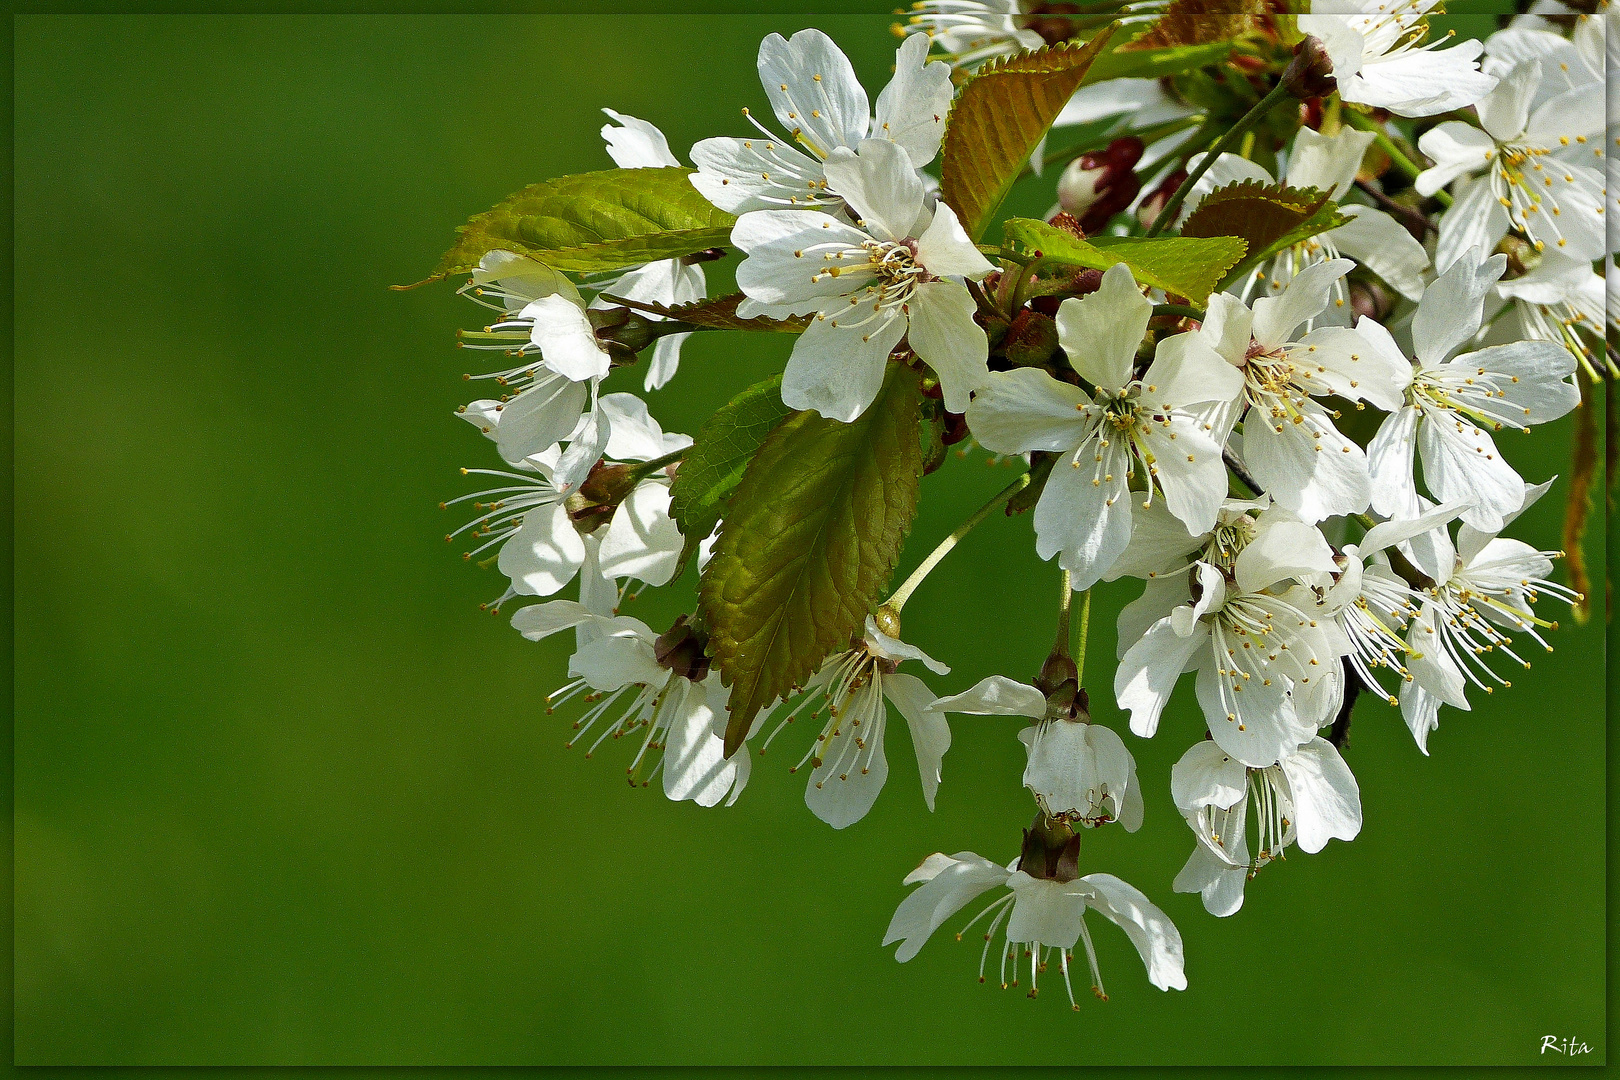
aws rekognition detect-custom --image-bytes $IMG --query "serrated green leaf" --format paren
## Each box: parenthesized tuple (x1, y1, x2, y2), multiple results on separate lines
(605, 292, 807, 334)
(701, 365, 923, 754)
(1000, 218, 1246, 304)
(1081, 39, 1231, 84)
(940, 30, 1115, 242)
(431, 168, 735, 278)
(1180, 179, 1333, 254)
(668, 374, 796, 579)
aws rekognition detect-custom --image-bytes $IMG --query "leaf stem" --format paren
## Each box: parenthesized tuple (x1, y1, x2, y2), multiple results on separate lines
(1054, 570, 1073, 659)
(1073, 587, 1092, 687)
(1344, 111, 1452, 207)
(1152, 303, 1205, 321)
(626, 446, 687, 482)
(1144, 79, 1295, 237)
(885, 471, 1032, 612)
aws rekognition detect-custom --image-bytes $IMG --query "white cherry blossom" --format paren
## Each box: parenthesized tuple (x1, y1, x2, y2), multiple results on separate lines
(1188, 259, 1411, 523)
(1299, 0, 1497, 117)
(899, 0, 1042, 71)
(733, 138, 994, 421)
(1170, 736, 1361, 916)
(510, 609, 754, 807)
(1417, 56, 1606, 268)
(690, 30, 952, 215)
(965, 264, 1239, 588)
(759, 616, 951, 829)
(928, 676, 1143, 829)
(1493, 250, 1606, 368)
(447, 396, 690, 607)
(1367, 252, 1579, 533)
(1114, 519, 1348, 767)
(884, 851, 1186, 1005)
(1399, 483, 1580, 752)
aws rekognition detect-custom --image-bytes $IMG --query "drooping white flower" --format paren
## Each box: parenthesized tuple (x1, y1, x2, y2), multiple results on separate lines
(1114, 520, 1348, 767)
(965, 264, 1238, 588)
(510, 610, 755, 807)
(447, 396, 690, 607)
(1367, 251, 1580, 533)
(1189, 259, 1412, 523)
(1417, 58, 1606, 269)
(1170, 736, 1361, 916)
(759, 616, 951, 829)
(1178, 128, 1431, 307)
(884, 851, 1186, 1005)
(690, 30, 952, 215)
(928, 675, 1143, 830)
(1399, 483, 1580, 753)
(597, 110, 708, 391)
(733, 138, 994, 421)
(1299, 0, 1498, 117)
(1493, 250, 1607, 368)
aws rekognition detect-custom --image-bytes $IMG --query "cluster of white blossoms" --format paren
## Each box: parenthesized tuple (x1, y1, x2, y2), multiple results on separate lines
(425, 0, 1608, 1012)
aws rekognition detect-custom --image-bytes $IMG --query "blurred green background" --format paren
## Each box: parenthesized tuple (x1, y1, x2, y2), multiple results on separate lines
(13, 7, 1604, 1067)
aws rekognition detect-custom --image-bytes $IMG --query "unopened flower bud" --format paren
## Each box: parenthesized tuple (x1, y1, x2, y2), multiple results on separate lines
(1056, 137, 1144, 234)
(1282, 35, 1337, 100)
(1136, 168, 1186, 230)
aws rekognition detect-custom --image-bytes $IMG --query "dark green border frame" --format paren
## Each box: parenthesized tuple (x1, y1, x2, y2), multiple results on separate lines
(7, 1, 1605, 1076)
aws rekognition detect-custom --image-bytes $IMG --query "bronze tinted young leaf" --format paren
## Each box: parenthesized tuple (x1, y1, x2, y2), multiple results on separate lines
(700, 365, 924, 754)
(940, 30, 1115, 242)
(431, 167, 735, 278)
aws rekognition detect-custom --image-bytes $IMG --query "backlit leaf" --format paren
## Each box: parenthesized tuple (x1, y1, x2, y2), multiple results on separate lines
(1119, 0, 1273, 50)
(1001, 217, 1246, 304)
(668, 374, 796, 579)
(430, 167, 735, 278)
(701, 365, 924, 754)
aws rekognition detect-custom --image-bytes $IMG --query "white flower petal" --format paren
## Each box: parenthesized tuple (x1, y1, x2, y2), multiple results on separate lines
(1055, 264, 1150, 391)
(781, 311, 906, 422)
(497, 501, 587, 596)
(964, 366, 1092, 452)
(906, 280, 989, 414)
(759, 29, 869, 158)
(822, 140, 924, 241)
(884, 852, 1011, 962)
(1279, 737, 1362, 853)
(931, 675, 1046, 718)
(1074, 873, 1187, 991)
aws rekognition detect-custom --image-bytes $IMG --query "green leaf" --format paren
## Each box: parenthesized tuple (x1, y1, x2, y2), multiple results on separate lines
(701, 365, 924, 754)
(1000, 218, 1246, 304)
(431, 167, 735, 278)
(940, 30, 1115, 242)
(604, 292, 808, 334)
(1082, 39, 1231, 84)
(668, 374, 796, 579)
